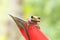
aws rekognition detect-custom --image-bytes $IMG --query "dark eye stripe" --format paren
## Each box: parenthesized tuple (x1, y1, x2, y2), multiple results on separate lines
(38, 17, 40, 19)
(31, 16, 34, 18)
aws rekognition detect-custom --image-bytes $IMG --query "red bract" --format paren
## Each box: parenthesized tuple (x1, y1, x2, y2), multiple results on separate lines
(19, 27, 28, 40)
(28, 24, 48, 40)
(18, 23, 48, 40)
(18, 23, 29, 40)
(10, 15, 48, 40)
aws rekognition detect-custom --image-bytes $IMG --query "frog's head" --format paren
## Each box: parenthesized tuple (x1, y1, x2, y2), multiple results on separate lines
(31, 16, 40, 22)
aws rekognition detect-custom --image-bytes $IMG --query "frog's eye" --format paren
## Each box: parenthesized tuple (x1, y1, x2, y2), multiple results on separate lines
(31, 16, 33, 18)
(38, 17, 40, 19)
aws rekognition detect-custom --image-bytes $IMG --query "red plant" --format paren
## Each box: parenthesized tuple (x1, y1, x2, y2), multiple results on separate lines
(28, 24, 48, 40)
(10, 15, 48, 40)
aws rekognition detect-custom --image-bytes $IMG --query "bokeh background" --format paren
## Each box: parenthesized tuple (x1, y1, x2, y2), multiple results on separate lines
(0, 0, 60, 40)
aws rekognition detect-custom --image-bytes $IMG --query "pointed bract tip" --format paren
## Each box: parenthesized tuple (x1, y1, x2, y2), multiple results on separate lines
(9, 14, 14, 18)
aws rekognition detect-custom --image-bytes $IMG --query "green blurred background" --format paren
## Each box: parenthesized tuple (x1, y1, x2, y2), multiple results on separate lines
(0, 0, 60, 40)
(23, 0, 60, 40)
